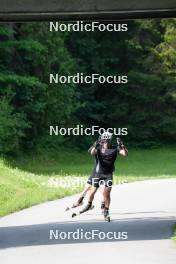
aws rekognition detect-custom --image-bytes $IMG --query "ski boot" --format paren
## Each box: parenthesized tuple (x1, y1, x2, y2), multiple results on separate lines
(65, 196, 84, 211)
(72, 202, 94, 218)
(104, 208, 111, 222)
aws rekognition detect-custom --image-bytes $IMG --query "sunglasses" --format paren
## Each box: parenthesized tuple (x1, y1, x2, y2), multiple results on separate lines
(100, 139, 110, 143)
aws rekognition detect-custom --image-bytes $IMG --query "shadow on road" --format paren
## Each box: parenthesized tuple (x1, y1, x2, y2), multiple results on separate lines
(0, 216, 176, 249)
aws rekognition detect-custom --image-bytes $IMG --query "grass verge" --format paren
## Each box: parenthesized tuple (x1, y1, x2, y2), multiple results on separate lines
(171, 224, 176, 241)
(0, 147, 176, 217)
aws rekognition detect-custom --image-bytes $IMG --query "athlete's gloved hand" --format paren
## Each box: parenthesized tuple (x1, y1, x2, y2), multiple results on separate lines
(116, 137, 124, 149)
(93, 139, 100, 148)
(88, 138, 100, 153)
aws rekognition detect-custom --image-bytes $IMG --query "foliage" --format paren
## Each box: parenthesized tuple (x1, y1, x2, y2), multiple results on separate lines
(0, 20, 176, 154)
(0, 97, 27, 153)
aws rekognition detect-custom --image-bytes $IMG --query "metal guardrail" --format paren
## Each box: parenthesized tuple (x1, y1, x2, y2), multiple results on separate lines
(0, 0, 176, 21)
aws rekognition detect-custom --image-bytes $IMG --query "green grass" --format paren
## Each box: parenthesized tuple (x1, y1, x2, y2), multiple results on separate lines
(0, 158, 83, 217)
(172, 225, 176, 241)
(0, 147, 176, 217)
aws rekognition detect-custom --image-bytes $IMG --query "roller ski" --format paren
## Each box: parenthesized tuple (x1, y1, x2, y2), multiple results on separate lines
(72, 202, 94, 218)
(65, 202, 83, 212)
(104, 208, 111, 222)
(65, 196, 84, 211)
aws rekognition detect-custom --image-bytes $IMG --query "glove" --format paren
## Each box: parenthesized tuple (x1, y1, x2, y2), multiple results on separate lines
(93, 139, 100, 148)
(88, 138, 100, 153)
(117, 137, 124, 148)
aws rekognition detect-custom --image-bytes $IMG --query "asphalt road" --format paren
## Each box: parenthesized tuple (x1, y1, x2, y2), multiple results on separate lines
(0, 179, 176, 264)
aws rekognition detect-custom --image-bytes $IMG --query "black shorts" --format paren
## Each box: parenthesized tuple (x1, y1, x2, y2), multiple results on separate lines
(87, 173, 113, 188)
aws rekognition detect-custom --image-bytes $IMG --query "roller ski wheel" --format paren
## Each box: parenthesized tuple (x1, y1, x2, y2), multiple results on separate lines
(104, 215, 111, 222)
(104, 209, 111, 222)
(72, 213, 77, 218)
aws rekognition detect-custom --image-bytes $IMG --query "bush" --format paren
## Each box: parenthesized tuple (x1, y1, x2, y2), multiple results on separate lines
(0, 98, 28, 154)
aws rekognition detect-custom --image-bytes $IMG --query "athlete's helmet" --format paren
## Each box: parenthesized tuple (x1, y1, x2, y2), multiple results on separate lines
(100, 131, 113, 141)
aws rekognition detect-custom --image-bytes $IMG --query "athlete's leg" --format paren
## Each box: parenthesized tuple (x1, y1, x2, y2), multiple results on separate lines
(75, 173, 95, 205)
(102, 186, 112, 218)
(82, 183, 92, 197)
(79, 183, 99, 214)
(73, 183, 91, 207)
(100, 185, 105, 211)
(103, 186, 112, 209)
(78, 183, 91, 203)
(88, 186, 98, 202)
(102, 175, 113, 210)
